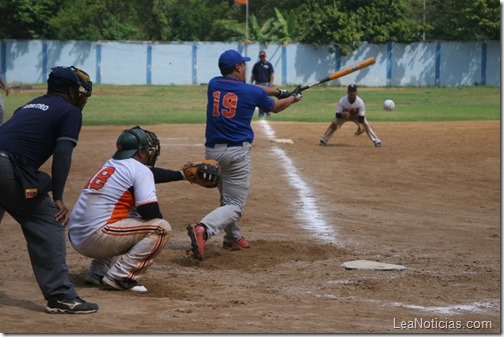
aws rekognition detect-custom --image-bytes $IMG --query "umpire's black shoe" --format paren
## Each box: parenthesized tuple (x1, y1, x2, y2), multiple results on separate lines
(45, 297, 98, 314)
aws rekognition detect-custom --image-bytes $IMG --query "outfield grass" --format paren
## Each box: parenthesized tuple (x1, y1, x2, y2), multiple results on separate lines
(3, 84, 500, 125)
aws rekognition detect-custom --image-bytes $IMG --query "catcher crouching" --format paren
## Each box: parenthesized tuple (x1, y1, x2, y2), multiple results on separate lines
(68, 126, 220, 292)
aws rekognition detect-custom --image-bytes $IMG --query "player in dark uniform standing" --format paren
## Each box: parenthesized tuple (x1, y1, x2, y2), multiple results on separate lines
(250, 50, 275, 118)
(187, 49, 302, 261)
(0, 66, 99, 314)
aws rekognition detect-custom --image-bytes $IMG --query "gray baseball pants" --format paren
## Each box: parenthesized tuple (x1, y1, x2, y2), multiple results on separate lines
(201, 142, 252, 243)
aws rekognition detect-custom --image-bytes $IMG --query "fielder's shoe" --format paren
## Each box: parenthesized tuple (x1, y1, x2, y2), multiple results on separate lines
(319, 139, 327, 146)
(45, 297, 98, 314)
(374, 142, 382, 148)
(102, 275, 148, 293)
(187, 223, 206, 261)
(223, 237, 250, 250)
(84, 273, 103, 286)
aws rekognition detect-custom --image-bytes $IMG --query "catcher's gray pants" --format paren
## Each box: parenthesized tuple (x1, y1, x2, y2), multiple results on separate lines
(201, 142, 252, 243)
(321, 113, 381, 145)
(70, 218, 171, 281)
(0, 152, 78, 301)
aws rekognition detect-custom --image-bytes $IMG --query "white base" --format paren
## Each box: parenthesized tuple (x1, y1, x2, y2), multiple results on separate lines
(342, 260, 407, 271)
(271, 138, 294, 144)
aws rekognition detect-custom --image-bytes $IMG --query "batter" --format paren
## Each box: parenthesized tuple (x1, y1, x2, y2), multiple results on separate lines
(187, 49, 302, 260)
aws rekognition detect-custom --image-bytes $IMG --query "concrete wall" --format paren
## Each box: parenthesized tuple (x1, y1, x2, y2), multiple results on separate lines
(0, 40, 500, 87)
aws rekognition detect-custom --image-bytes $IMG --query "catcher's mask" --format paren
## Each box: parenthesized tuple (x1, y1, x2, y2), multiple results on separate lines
(47, 66, 92, 111)
(113, 126, 160, 167)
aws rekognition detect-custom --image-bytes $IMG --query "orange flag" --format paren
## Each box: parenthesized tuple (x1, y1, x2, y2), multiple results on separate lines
(235, 0, 247, 4)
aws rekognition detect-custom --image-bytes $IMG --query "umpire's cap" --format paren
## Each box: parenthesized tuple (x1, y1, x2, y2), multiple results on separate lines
(47, 66, 92, 96)
(218, 50, 251, 71)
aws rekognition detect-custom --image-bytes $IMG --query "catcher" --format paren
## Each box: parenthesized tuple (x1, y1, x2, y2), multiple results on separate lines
(319, 84, 381, 147)
(68, 126, 219, 293)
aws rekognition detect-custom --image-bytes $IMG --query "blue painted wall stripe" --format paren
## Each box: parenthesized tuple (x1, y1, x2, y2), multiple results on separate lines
(435, 42, 441, 86)
(96, 43, 101, 84)
(386, 42, 392, 86)
(282, 45, 287, 85)
(42, 41, 48, 81)
(481, 42, 487, 86)
(146, 44, 152, 85)
(0, 41, 6, 81)
(192, 44, 197, 85)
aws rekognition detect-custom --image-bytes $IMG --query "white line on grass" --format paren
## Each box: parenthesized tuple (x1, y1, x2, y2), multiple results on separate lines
(258, 119, 339, 244)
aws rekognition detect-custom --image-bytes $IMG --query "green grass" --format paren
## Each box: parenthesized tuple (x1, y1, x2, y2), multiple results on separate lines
(3, 84, 500, 125)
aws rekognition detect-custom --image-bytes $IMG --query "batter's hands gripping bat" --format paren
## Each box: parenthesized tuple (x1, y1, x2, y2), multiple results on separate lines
(299, 57, 376, 92)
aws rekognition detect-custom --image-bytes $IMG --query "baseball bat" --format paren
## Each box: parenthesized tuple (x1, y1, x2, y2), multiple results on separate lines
(299, 57, 376, 92)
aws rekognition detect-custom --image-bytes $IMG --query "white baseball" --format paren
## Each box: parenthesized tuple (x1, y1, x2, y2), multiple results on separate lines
(383, 99, 395, 111)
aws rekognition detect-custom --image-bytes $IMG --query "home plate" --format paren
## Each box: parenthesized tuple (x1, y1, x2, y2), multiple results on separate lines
(342, 260, 407, 271)
(271, 138, 294, 144)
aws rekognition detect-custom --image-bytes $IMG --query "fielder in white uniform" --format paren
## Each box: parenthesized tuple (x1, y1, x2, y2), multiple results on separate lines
(320, 84, 381, 147)
(69, 126, 184, 293)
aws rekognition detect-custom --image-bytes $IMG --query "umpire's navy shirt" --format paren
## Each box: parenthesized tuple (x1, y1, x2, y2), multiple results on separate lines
(251, 61, 274, 83)
(0, 95, 82, 169)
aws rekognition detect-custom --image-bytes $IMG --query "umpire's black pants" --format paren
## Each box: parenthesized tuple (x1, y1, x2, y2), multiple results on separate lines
(0, 153, 78, 301)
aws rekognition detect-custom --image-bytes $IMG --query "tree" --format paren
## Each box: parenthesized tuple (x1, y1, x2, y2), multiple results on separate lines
(0, 0, 499, 43)
(426, 0, 500, 41)
(296, 0, 427, 55)
(297, 0, 363, 55)
(224, 14, 276, 44)
(268, 8, 301, 45)
(49, 0, 145, 40)
(0, 0, 59, 39)
(341, 0, 424, 43)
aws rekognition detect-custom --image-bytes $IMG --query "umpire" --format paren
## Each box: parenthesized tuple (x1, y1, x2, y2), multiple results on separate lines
(0, 66, 98, 314)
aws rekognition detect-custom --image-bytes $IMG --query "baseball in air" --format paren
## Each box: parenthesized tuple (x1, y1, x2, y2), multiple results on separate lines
(383, 99, 395, 111)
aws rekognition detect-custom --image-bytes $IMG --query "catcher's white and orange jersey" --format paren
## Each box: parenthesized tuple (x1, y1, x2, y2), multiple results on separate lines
(337, 95, 366, 116)
(69, 158, 158, 246)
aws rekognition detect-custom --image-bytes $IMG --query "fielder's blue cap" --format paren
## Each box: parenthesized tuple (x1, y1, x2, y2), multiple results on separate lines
(218, 50, 251, 71)
(47, 66, 91, 92)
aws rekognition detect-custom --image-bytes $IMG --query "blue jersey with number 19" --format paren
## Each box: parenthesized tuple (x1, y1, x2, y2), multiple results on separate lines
(205, 76, 274, 145)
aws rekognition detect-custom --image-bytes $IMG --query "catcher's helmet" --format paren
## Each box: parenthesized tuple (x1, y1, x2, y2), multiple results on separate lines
(113, 126, 160, 166)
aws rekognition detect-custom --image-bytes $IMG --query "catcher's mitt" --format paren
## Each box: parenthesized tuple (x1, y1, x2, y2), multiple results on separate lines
(181, 159, 221, 188)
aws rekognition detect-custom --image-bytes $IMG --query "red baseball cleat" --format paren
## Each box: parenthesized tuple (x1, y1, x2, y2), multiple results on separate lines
(187, 223, 206, 260)
(223, 237, 250, 250)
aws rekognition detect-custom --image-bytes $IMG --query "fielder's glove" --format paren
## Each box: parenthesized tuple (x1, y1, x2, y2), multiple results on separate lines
(181, 159, 221, 188)
(276, 88, 291, 99)
(290, 85, 303, 102)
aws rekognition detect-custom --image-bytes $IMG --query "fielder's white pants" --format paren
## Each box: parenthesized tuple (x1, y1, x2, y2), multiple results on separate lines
(321, 113, 381, 145)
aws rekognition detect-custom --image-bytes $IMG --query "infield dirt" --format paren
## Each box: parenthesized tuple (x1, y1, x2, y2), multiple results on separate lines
(0, 121, 500, 333)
